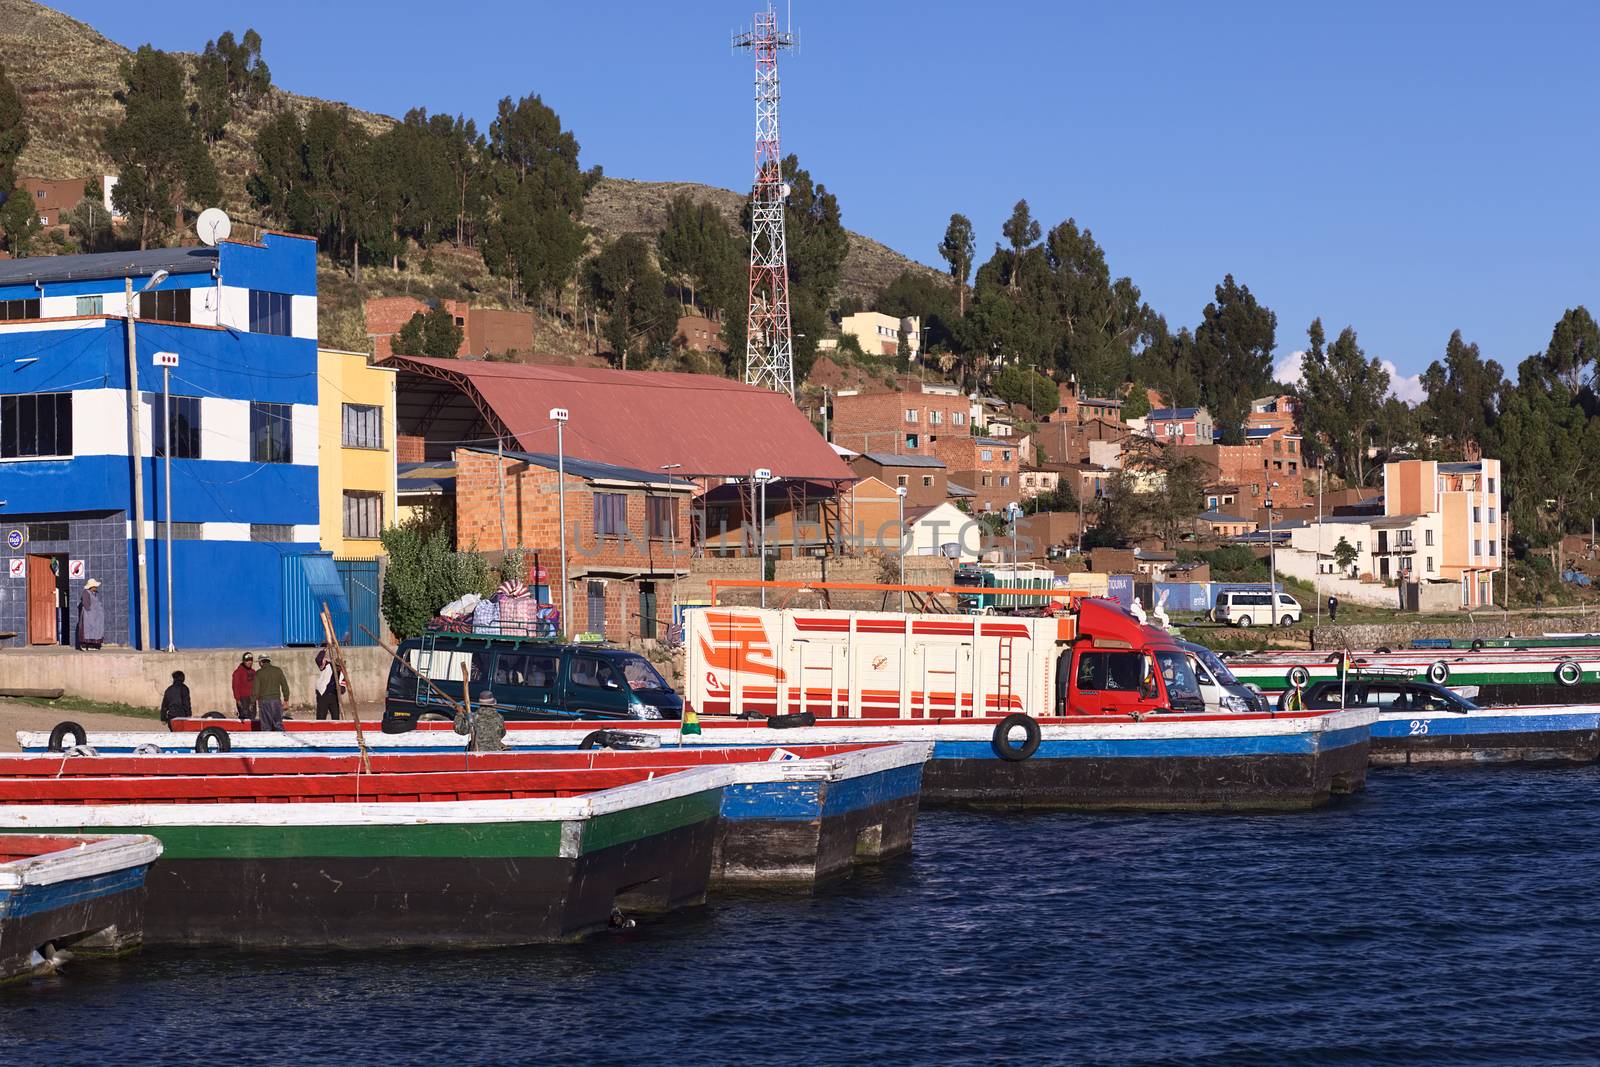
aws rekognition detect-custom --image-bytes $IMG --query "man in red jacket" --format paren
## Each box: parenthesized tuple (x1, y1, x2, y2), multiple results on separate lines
(232, 653, 257, 722)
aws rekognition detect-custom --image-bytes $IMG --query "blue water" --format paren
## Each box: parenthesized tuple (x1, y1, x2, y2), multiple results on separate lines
(6, 768, 1600, 1066)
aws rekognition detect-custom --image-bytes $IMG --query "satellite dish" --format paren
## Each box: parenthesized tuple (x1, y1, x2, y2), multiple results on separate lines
(780, 182, 792, 199)
(196, 207, 232, 247)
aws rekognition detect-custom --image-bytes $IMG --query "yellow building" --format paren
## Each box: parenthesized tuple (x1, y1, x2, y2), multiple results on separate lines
(318, 348, 398, 558)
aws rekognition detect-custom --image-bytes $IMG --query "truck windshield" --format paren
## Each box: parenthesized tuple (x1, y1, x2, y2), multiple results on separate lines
(1155, 650, 1202, 701)
(619, 655, 671, 692)
(1189, 645, 1239, 686)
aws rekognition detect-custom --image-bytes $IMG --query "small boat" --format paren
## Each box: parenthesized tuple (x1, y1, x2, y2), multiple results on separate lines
(1, 834, 162, 982)
(1227, 648, 1600, 706)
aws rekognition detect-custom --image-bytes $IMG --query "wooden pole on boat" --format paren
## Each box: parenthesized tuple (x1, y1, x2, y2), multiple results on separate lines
(360, 626, 468, 717)
(320, 603, 371, 774)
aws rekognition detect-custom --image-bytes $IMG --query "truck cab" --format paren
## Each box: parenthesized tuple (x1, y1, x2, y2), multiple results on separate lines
(1054, 599, 1206, 716)
(381, 634, 681, 732)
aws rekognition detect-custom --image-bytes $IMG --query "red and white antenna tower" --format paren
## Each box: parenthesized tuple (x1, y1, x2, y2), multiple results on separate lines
(733, 3, 797, 400)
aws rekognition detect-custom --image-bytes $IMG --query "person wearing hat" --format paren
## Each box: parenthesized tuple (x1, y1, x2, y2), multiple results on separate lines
(159, 670, 191, 730)
(231, 653, 258, 723)
(75, 578, 105, 650)
(251, 655, 290, 732)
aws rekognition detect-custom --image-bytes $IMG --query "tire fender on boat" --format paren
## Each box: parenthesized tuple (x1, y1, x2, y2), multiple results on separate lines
(1556, 660, 1582, 687)
(1287, 666, 1310, 688)
(1471, 639, 1485, 651)
(1428, 660, 1450, 684)
(47, 721, 87, 752)
(194, 726, 231, 753)
(768, 712, 816, 729)
(992, 713, 1042, 762)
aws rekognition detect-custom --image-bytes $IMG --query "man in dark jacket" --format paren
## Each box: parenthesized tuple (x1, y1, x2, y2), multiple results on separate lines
(159, 670, 191, 730)
(252, 656, 290, 732)
(231, 653, 257, 722)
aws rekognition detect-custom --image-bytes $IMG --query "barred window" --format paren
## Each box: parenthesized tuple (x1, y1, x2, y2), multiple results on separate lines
(1, 393, 73, 458)
(155, 522, 204, 540)
(342, 403, 383, 449)
(250, 402, 293, 464)
(343, 491, 383, 540)
(251, 524, 294, 542)
(594, 492, 627, 538)
(646, 496, 676, 540)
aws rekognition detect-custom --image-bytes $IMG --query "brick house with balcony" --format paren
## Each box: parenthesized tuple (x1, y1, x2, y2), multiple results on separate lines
(931, 436, 1019, 514)
(830, 379, 970, 456)
(453, 447, 693, 641)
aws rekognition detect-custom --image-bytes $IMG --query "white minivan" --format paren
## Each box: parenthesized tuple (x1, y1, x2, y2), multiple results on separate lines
(1212, 590, 1302, 627)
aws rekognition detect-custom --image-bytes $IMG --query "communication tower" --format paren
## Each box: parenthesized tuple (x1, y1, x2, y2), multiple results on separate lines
(733, 4, 797, 399)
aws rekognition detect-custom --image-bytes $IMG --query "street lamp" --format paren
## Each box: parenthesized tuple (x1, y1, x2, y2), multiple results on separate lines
(550, 408, 570, 637)
(1265, 481, 1280, 628)
(660, 463, 683, 634)
(895, 485, 908, 610)
(754, 468, 772, 608)
(1006, 501, 1023, 569)
(123, 268, 169, 651)
(153, 351, 179, 652)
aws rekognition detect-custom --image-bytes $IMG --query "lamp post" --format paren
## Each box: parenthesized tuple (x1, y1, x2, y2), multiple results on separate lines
(660, 462, 683, 634)
(123, 268, 168, 651)
(754, 468, 772, 607)
(153, 351, 179, 651)
(1007, 501, 1023, 568)
(550, 408, 569, 637)
(895, 485, 908, 610)
(1266, 482, 1279, 628)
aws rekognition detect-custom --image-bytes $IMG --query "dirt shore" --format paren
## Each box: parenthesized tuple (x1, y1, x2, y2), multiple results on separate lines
(0, 700, 157, 752)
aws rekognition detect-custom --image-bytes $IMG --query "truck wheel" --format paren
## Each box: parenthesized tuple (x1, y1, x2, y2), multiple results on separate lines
(991, 713, 1041, 762)
(1280, 614, 1295, 626)
(1236, 615, 1253, 628)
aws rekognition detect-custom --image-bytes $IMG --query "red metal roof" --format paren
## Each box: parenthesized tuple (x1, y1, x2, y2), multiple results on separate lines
(384, 356, 853, 481)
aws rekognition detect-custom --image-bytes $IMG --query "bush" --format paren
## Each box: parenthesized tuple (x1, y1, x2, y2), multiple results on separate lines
(380, 525, 492, 638)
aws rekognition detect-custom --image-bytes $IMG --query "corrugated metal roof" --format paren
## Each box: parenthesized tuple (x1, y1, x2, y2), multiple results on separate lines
(858, 452, 946, 468)
(385, 356, 853, 482)
(1149, 407, 1200, 420)
(465, 446, 693, 487)
(0, 246, 219, 287)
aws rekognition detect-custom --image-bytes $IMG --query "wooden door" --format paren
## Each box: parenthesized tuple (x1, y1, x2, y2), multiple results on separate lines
(26, 555, 57, 645)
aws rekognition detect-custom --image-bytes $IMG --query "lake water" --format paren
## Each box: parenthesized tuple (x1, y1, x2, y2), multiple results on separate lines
(6, 767, 1600, 1066)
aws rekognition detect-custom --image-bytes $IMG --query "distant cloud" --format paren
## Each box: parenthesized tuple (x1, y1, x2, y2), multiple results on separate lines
(1273, 350, 1305, 387)
(1383, 361, 1426, 406)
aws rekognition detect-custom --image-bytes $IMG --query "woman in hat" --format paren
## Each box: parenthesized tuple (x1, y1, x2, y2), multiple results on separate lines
(76, 578, 105, 650)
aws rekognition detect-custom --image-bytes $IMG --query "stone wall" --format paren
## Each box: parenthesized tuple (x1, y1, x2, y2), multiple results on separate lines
(1311, 612, 1600, 651)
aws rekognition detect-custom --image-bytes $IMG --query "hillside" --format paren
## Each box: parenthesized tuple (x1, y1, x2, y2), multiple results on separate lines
(0, 0, 939, 337)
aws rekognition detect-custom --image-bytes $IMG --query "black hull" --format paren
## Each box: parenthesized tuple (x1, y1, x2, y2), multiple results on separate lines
(0, 886, 146, 981)
(1371, 728, 1600, 766)
(713, 795, 921, 885)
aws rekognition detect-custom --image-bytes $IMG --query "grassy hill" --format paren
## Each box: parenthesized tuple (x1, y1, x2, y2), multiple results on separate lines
(0, 0, 940, 360)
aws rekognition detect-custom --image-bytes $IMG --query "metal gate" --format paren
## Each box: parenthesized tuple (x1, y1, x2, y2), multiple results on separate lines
(336, 558, 381, 646)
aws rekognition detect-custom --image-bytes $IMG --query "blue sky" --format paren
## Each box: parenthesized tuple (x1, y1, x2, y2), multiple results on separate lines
(52, 0, 1600, 396)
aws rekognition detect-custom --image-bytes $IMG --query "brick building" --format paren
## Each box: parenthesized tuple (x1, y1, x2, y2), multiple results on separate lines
(1145, 406, 1215, 445)
(16, 176, 117, 226)
(672, 313, 728, 354)
(848, 452, 947, 509)
(1048, 376, 1123, 424)
(366, 296, 533, 359)
(453, 447, 692, 641)
(932, 436, 1019, 514)
(830, 379, 971, 456)
(1032, 416, 1127, 465)
(1181, 442, 1307, 508)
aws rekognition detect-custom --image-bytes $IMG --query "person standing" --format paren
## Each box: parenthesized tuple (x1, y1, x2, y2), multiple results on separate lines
(231, 653, 258, 722)
(314, 646, 343, 722)
(252, 655, 289, 732)
(75, 578, 105, 650)
(1327, 595, 1339, 624)
(159, 670, 191, 730)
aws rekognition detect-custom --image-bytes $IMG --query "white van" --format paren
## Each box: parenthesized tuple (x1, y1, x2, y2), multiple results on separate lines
(1212, 590, 1302, 627)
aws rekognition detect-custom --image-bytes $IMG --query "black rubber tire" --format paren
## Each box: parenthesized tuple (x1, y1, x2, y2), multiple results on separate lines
(579, 729, 615, 750)
(1471, 639, 1485, 651)
(1428, 660, 1450, 684)
(194, 726, 231, 753)
(991, 713, 1042, 762)
(768, 712, 816, 729)
(47, 721, 86, 753)
(1375, 647, 1392, 655)
(1280, 614, 1295, 627)
(1556, 660, 1582, 687)
(202, 711, 225, 719)
(1287, 666, 1311, 688)
(1236, 615, 1253, 628)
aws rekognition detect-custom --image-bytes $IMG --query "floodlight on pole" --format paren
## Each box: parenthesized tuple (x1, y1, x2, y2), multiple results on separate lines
(754, 468, 773, 607)
(895, 485, 908, 609)
(550, 408, 570, 636)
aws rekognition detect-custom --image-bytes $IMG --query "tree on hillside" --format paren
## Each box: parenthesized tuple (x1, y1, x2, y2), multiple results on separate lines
(586, 235, 674, 368)
(301, 106, 394, 282)
(1042, 219, 1151, 397)
(992, 363, 1056, 411)
(1120, 382, 1151, 421)
(1419, 330, 1502, 460)
(657, 192, 742, 314)
(1332, 536, 1357, 573)
(938, 213, 975, 314)
(1000, 200, 1040, 290)
(372, 111, 456, 259)
(1542, 306, 1600, 393)
(0, 61, 39, 257)
(1296, 318, 1389, 486)
(428, 112, 487, 247)
(1192, 274, 1276, 441)
(191, 29, 271, 143)
(875, 270, 959, 362)
(247, 111, 316, 233)
(391, 307, 463, 359)
(104, 46, 219, 249)
(1138, 318, 1203, 409)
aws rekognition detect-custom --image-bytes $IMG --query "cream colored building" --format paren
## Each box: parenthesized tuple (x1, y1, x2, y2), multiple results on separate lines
(318, 348, 398, 558)
(840, 311, 921, 360)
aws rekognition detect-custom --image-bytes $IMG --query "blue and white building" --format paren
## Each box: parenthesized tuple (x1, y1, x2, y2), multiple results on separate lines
(0, 233, 321, 649)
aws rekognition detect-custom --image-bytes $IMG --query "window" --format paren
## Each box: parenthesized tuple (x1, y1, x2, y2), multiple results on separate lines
(929, 410, 943, 425)
(250, 402, 293, 464)
(495, 651, 559, 688)
(251, 524, 293, 542)
(1488, 508, 1496, 524)
(0, 298, 40, 321)
(27, 522, 67, 542)
(1472, 539, 1481, 557)
(1002, 450, 1012, 461)
(922, 475, 934, 488)
(1472, 506, 1480, 522)
(341, 404, 383, 449)
(646, 496, 676, 540)
(1425, 529, 1434, 546)
(1489, 541, 1497, 557)
(1426, 556, 1435, 573)
(1397, 530, 1414, 547)
(904, 409, 918, 424)
(896, 474, 908, 487)
(1488, 477, 1496, 494)
(139, 288, 191, 323)
(1288, 440, 1297, 454)
(155, 522, 204, 540)
(75, 295, 103, 316)
(0, 393, 72, 458)
(248, 290, 293, 336)
(343, 490, 383, 540)
(981, 449, 993, 461)
(905, 434, 919, 449)
(1000, 475, 1011, 487)
(594, 492, 626, 538)
(953, 412, 965, 426)
(981, 474, 992, 487)
(153, 395, 201, 459)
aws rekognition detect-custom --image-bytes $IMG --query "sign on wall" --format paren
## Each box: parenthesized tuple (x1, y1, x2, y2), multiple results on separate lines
(67, 560, 85, 581)
(7, 559, 24, 579)
(5, 529, 22, 551)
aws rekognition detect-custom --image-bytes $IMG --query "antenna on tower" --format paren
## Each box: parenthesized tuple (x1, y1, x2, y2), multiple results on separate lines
(733, 2, 799, 402)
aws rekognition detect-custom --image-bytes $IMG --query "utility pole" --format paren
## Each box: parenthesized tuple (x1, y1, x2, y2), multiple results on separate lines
(1266, 482, 1278, 629)
(495, 431, 509, 553)
(661, 463, 683, 633)
(154, 352, 179, 651)
(123, 273, 165, 651)
(550, 408, 570, 636)
(896, 485, 908, 610)
(754, 468, 772, 607)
